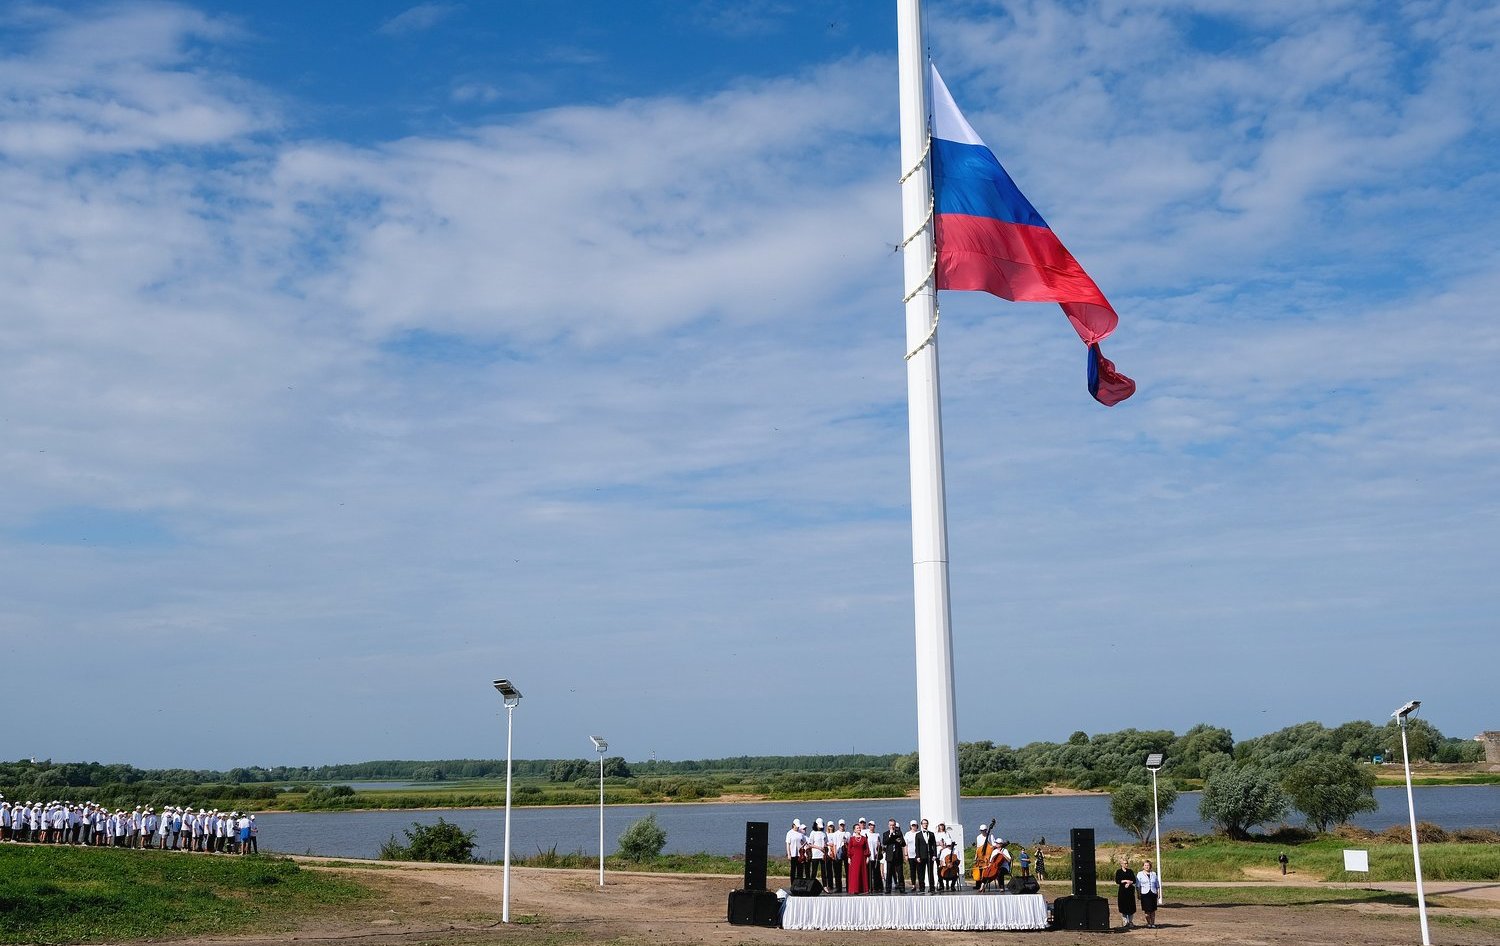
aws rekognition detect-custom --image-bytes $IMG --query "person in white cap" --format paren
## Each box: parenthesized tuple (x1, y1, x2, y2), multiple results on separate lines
(785, 819, 806, 884)
(863, 818, 882, 892)
(828, 819, 847, 893)
(904, 820, 921, 892)
(811, 818, 832, 890)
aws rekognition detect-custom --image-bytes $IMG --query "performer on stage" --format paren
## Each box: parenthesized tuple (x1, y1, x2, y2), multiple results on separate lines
(830, 819, 847, 893)
(809, 819, 829, 889)
(904, 820, 920, 892)
(846, 819, 870, 894)
(915, 818, 937, 893)
(785, 819, 806, 883)
(1115, 856, 1138, 928)
(936, 823, 959, 891)
(864, 818, 882, 892)
(881, 818, 907, 893)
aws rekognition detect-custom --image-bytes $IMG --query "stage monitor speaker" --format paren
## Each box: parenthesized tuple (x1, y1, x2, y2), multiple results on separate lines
(727, 888, 780, 926)
(1070, 827, 1098, 898)
(1007, 875, 1040, 895)
(1052, 895, 1110, 931)
(789, 877, 823, 897)
(743, 821, 768, 890)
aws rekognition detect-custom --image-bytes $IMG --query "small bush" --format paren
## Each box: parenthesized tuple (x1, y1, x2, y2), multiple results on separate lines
(617, 814, 667, 861)
(1379, 821, 1450, 844)
(378, 818, 477, 863)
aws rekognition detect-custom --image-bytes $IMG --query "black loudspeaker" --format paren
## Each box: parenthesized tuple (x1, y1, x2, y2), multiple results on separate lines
(1052, 894, 1110, 931)
(743, 821, 768, 891)
(1007, 875, 1040, 895)
(790, 877, 823, 897)
(727, 888, 780, 926)
(1070, 827, 1097, 898)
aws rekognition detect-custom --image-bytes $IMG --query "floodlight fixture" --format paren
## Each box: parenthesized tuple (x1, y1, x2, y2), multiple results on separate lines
(492, 678, 523, 922)
(591, 735, 609, 886)
(1145, 752, 1166, 902)
(1392, 698, 1431, 944)
(493, 679, 522, 705)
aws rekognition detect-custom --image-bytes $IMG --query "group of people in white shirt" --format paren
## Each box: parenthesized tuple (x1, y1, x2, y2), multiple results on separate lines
(784, 815, 970, 895)
(0, 794, 257, 854)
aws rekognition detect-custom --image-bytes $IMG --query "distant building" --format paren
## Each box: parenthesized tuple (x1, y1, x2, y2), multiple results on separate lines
(1480, 732, 1500, 765)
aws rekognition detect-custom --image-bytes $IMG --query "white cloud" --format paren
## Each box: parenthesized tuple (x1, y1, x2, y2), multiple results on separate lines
(378, 2, 461, 36)
(1, 1, 1497, 765)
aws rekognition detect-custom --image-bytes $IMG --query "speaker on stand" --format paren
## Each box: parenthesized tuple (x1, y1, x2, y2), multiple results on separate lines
(727, 821, 780, 926)
(1051, 827, 1109, 931)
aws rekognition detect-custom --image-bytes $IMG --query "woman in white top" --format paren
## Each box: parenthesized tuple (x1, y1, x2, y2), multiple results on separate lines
(1135, 859, 1162, 928)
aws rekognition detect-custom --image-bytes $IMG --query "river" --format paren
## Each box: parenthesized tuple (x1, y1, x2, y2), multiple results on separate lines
(256, 784, 1498, 861)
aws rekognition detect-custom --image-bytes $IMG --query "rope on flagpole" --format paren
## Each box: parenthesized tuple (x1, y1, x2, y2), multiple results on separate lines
(899, 197, 933, 250)
(900, 131, 940, 362)
(898, 134, 931, 185)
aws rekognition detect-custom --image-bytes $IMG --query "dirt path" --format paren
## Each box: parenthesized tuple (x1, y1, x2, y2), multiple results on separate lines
(167, 860, 1500, 946)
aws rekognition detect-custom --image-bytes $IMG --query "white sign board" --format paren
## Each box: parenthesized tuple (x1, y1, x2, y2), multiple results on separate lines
(1343, 849, 1369, 872)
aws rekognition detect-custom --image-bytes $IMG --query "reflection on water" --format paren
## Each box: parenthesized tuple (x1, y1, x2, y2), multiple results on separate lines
(257, 784, 1499, 862)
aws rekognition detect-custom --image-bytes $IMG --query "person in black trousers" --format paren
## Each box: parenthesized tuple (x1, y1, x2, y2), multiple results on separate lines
(915, 819, 937, 893)
(881, 819, 907, 893)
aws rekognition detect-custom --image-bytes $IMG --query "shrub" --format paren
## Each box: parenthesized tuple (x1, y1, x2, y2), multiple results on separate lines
(617, 814, 667, 861)
(1199, 765, 1288, 839)
(378, 818, 477, 863)
(1281, 753, 1378, 831)
(1110, 782, 1180, 842)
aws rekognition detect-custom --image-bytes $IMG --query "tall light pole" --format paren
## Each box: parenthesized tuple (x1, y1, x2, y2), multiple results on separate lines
(1145, 753, 1165, 905)
(590, 735, 608, 887)
(1393, 700, 1430, 946)
(493, 679, 522, 923)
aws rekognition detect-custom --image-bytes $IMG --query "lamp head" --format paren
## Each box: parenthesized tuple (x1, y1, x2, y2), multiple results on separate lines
(493, 679, 522, 705)
(1392, 699, 1421, 719)
(1145, 752, 1165, 771)
(590, 735, 608, 752)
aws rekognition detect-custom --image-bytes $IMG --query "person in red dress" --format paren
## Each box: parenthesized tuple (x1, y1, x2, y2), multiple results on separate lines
(845, 818, 870, 894)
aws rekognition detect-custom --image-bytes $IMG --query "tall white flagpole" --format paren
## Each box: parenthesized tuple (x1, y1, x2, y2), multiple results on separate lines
(896, 0, 962, 846)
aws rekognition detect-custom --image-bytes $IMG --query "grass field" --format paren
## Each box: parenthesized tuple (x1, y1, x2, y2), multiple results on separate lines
(1096, 837, 1500, 882)
(0, 845, 369, 944)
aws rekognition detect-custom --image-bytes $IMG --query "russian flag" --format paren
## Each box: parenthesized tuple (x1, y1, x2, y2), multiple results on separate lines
(929, 65, 1135, 406)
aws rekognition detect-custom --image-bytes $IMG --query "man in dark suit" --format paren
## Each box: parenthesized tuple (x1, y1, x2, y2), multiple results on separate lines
(881, 819, 907, 893)
(915, 818, 938, 892)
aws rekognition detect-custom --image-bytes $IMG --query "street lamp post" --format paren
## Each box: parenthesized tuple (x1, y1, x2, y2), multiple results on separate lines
(1393, 700, 1431, 946)
(590, 736, 608, 887)
(1145, 753, 1165, 905)
(493, 679, 523, 923)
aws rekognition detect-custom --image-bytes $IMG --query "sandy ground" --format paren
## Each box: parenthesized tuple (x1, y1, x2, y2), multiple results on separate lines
(158, 858, 1500, 946)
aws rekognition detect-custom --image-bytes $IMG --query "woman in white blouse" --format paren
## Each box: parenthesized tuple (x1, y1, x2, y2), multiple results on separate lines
(1135, 858, 1162, 928)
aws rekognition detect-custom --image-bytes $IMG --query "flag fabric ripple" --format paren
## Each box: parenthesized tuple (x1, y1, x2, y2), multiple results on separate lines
(929, 64, 1135, 406)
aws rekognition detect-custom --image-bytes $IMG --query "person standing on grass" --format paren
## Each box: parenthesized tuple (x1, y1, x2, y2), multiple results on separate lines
(1115, 856, 1138, 928)
(247, 814, 258, 854)
(1136, 859, 1161, 928)
(1279, 852, 1288, 875)
(238, 812, 251, 854)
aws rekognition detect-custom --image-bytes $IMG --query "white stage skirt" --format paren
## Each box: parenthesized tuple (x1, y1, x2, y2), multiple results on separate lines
(781, 893, 1048, 931)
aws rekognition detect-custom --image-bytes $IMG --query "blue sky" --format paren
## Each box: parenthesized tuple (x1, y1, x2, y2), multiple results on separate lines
(1, 0, 1496, 770)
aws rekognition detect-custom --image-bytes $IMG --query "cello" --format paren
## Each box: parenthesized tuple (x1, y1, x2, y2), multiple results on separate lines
(971, 819, 999, 888)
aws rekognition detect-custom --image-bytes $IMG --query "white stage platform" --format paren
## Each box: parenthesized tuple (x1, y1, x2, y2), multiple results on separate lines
(781, 892, 1049, 931)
